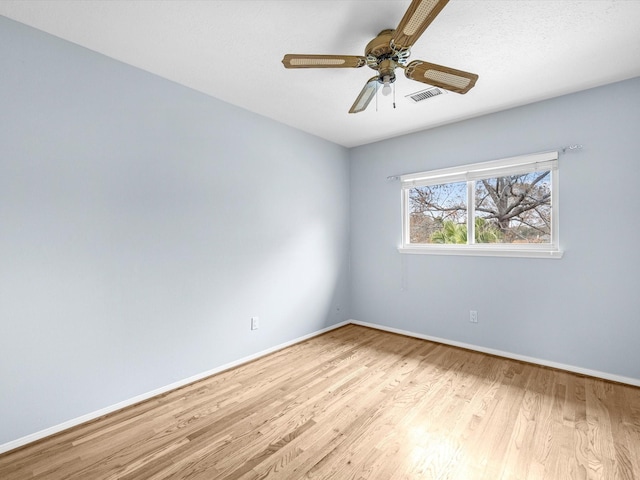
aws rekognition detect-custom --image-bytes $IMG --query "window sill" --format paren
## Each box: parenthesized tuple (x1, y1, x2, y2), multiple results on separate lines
(398, 246, 564, 259)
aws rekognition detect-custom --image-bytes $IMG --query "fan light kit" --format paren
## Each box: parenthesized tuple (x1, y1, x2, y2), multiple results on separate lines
(282, 0, 478, 114)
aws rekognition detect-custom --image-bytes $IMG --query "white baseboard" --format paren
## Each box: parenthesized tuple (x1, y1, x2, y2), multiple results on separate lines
(0, 321, 350, 455)
(350, 320, 640, 388)
(3, 318, 638, 455)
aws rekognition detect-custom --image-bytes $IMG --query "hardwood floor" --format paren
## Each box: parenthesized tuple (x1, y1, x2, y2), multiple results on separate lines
(1, 324, 639, 479)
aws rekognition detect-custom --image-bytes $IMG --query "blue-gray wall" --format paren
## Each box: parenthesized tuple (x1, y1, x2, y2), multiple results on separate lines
(0, 17, 350, 445)
(350, 76, 640, 380)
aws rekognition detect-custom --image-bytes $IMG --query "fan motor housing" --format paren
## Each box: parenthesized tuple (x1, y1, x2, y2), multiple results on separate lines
(365, 29, 395, 59)
(365, 29, 410, 82)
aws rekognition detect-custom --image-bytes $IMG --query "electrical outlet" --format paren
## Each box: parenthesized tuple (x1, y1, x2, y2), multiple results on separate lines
(470, 310, 478, 323)
(251, 316, 259, 330)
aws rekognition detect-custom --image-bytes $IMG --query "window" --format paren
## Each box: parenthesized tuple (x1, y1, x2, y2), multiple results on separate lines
(399, 152, 562, 258)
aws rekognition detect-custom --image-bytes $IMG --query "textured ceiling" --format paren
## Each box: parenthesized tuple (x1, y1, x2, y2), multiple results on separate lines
(2, 0, 640, 147)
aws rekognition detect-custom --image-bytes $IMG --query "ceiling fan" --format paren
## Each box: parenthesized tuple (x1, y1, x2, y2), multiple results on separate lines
(281, 0, 478, 114)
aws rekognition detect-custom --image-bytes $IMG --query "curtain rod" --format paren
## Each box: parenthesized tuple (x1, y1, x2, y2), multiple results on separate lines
(386, 144, 583, 181)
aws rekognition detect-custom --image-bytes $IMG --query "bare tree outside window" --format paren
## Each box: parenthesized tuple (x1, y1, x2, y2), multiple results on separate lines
(401, 152, 560, 257)
(408, 171, 551, 245)
(475, 171, 551, 243)
(409, 182, 466, 243)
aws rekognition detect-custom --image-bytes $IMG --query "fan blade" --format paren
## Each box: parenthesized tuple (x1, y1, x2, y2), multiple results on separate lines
(282, 54, 366, 68)
(349, 77, 380, 114)
(405, 60, 478, 94)
(392, 0, 450, 51)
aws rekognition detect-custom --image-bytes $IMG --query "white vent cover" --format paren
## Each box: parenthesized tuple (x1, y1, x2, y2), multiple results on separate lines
(406, 86, 447, 103)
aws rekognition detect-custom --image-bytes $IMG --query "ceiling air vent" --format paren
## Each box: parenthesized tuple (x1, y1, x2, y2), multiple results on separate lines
(406, 87, 448, 103)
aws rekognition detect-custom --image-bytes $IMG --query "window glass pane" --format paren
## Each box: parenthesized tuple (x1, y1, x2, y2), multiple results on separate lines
(474, 171, 551, 244)
(409, 182, 468, 244)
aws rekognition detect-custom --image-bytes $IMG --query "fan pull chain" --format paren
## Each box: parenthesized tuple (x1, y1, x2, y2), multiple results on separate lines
(393, 82, 396, 109)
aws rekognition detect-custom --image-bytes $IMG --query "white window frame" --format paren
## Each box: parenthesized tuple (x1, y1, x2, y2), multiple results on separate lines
(399, 151, 563, 258)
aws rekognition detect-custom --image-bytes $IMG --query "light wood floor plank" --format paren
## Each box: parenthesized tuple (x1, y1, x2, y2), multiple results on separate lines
(1, 325, 639, 479)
